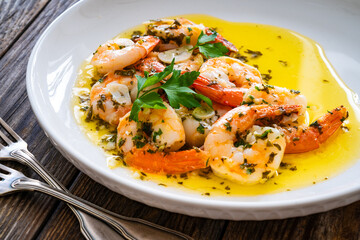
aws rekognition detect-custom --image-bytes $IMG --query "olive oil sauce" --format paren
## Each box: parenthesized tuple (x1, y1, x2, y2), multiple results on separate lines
(72, 15, 360, 196)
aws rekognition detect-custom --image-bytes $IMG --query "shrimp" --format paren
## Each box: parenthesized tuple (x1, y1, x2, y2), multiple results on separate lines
(204, 105, 347, 184)
(243, 83, 308, 114)
(192, 56, 262, 107)
(90, 71, 138, 125)
(278, 106, 348, 153)
(192, 57, 307, 110)
(134, 54, 165, 74)
(135, 50, 204, 76)
(91, 36, 160, 74)
(117, 102, 209, 174)
(204, 105, 300, 184)
(192, 75, 246, 107)
(144, 18, 238, 53)
(199, 56, 262, 88)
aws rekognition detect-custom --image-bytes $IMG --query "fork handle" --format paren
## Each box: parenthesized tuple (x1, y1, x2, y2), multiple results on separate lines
(13, 177, 191, 240)
(12, 149, 123, 240)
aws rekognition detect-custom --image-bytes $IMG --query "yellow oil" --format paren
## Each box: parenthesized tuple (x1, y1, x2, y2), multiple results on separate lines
(73, 14, 360, 196)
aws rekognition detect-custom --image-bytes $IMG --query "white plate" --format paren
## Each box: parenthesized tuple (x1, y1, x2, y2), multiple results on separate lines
(26, 0, 360, 220)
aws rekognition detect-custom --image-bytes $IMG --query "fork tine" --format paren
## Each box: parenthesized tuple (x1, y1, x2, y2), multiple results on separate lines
(0, 118, 21, 141)
(0, 163, 15, 173)
(0, 129, 12, 145)
(0, 172, 8, 179)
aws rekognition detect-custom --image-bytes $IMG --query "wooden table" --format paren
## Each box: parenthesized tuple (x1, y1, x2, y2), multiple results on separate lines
(1, 1, 359, 239)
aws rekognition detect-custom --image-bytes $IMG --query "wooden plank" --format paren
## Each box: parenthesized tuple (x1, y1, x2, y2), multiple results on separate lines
(222, 201, 360, 240)
(0, 0, 80, 239)
(0, 0, 49, 58)
(0, 118, 79, 240)
(37, 173, 227, 240)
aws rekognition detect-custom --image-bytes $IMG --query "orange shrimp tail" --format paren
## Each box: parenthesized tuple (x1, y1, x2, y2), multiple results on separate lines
(125, 147, 210, 174)
(205, 28, 238, 54)
(283, 128, 320, 153)
(284, 106, 348, 154)
(254, 105, 303, 122)
(315, 106, 348, 143)
(192, 75, 244, 107)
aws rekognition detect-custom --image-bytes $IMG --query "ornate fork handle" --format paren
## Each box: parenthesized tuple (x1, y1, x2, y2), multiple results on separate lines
(12, 176, 187, 240)
(10, 149, 191, 240)
(12, 149, 66, 188)
(10, 149, 123, 239)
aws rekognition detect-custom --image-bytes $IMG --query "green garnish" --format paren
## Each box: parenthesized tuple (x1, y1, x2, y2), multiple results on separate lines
(152, 128, 163, 142)
(129, 59, 212, 122)
(197, 123, 205, 134)
(224, 122, 232, 132)
(190, 30, 228, 58)
(118, 137, 126, 148)
(255, 129, 272, 140)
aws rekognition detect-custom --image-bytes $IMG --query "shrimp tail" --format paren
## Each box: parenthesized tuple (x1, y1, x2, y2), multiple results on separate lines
(254, 105, 303, 123)
(125, 147, 210, 174)
(315, 106, 348, 143)
(192, 75, 244, 107)
(284, 106, 348, 153)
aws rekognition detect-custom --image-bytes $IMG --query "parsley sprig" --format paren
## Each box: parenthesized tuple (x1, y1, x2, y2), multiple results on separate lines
(129, 59, 212, 122)
(190, 30, 229, 58)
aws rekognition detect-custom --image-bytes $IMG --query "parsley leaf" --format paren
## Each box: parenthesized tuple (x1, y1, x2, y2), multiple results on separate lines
(130, 92, 166, 122)
(129, 59, 213, 122)
(191, 31, 228, 58)
(199, 42, 229, 58)
(197, 31, 217, 44)
(194, 93, 213, 107)
(136, 61, 174, 96)
(161, 70, 204, 109)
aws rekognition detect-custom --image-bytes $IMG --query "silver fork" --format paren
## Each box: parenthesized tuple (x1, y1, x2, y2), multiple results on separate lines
(0, 163, 187, 240)
(0, 118, 192, 240)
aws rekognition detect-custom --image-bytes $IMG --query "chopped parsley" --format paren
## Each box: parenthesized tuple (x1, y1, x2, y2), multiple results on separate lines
(224, 122, 232, 132)
(255, 129, 272, 140)
(190, 30, 228, 58)
(152, 128, 163, 142)
(197, 123, 205, 134)
(244, 49, 263, 58)
(290, 89, 301, 95)
(240, 159, 257, 175)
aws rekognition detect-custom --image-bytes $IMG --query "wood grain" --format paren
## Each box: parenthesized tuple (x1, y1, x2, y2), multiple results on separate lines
(222, 202, 360, 240)
(0, 0, 49, 58)
(37, 173, 227, 240)
(0, 0, 80, 239)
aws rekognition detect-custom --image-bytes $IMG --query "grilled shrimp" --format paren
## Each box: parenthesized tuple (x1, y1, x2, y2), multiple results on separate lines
(192, 56, 262, 106)
(204, 105, 301, 184)
(204, 105, 347, 184)
(243, 83, 307, 114)
(279, 106, 348, 153)
(144, 18, 238, 53)
(117, 102, 209, 174)
(192, 57, 307, 110)
(199, 56, 262, 88)
(91, 36, 159, 74)
(90, 71, 138, 125)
